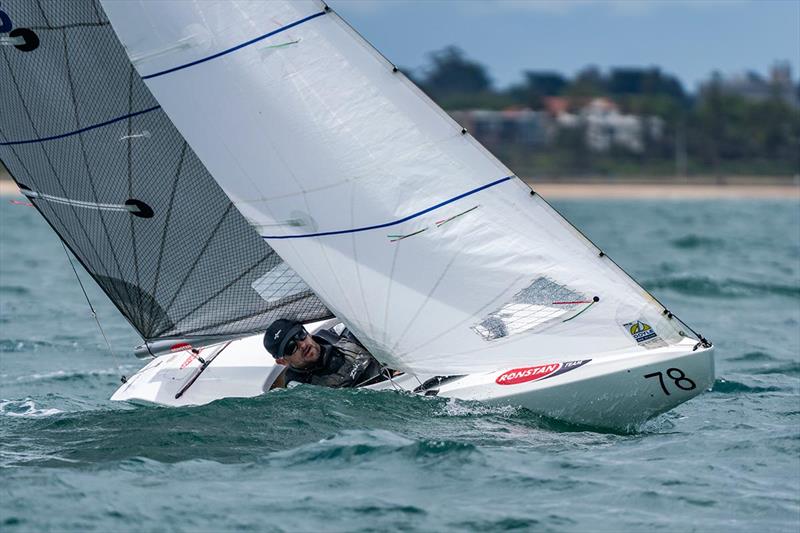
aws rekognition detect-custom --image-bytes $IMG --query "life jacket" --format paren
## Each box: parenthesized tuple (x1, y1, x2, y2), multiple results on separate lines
(284, 335, 384, 388)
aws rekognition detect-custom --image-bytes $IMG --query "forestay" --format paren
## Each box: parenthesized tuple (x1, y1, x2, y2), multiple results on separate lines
(101, 0, 694, 373)
(0, 0, 331, 346)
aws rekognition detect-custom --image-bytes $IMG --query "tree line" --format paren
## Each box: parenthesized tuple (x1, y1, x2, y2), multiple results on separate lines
(406, 46, 800, 178)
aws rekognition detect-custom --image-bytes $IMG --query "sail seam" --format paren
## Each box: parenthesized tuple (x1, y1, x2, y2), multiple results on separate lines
(0, 46, 131, 312)
(166, 255, 270, 334)
(148, 142, 187, 337)
(160, 203, 235, 319)
(60, 29, 140, 327)
(127, 66, 144, 330)
(141, 11, 327, 80)
(0, 106, 161, 146)
(261, 175, 513, 240)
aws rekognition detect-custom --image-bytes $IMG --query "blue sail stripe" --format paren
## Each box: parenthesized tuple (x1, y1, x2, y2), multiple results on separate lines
(261, 176, 514, 240)
(141, 11, 327, 80)
(0, 106, 162, 146)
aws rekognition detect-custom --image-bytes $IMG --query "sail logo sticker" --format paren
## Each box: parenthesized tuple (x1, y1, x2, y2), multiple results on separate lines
(496, 359, 591, 385)
(623, 320, 667, 349)
(626, 320, 657, 343)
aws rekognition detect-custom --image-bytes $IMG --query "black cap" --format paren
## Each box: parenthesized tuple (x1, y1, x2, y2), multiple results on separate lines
(264, 319, 303, 359)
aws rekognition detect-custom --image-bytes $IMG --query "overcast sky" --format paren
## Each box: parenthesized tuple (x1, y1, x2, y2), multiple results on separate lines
(330, 0, 800, 92)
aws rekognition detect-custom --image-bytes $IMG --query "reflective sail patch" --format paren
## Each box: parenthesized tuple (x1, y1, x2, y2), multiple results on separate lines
(472, 277, 591, 341)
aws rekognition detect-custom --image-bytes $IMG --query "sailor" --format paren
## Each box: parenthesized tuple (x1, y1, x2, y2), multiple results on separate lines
(264, 319, 386, 388)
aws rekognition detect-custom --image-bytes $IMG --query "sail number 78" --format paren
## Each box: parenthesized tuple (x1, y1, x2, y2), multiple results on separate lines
(643, 368, 696, 396)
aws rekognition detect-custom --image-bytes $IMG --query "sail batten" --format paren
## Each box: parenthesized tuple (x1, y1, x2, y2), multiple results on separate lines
(0, 0, 333, 344)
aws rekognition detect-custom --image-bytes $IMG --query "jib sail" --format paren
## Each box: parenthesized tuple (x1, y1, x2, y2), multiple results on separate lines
(0, 0, 332, 348)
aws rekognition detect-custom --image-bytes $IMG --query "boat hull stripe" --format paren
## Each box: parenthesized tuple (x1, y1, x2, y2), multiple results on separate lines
(262, 175, 514, 240)
(141, 11, 327, 80)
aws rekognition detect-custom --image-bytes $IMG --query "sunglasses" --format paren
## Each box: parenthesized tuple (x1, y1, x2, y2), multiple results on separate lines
(283, 328, 308, 357)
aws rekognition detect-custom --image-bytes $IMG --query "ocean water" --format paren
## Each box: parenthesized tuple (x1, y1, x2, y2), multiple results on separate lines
(1, 196, 798, 532)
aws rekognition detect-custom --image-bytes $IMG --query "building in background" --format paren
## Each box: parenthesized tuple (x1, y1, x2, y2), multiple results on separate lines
(704, 62, 800, 108)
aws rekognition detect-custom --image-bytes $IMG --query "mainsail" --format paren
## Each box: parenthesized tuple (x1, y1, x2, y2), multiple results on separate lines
(99, 0, 699, 374)
(98, 0, 700, 373)
(0, 0, 332, 349)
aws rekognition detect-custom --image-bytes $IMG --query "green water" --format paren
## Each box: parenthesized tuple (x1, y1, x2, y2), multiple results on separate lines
(1, 198, 798, 532)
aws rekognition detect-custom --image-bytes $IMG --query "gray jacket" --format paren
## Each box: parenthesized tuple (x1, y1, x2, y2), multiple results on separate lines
(284, 335, 383, 388)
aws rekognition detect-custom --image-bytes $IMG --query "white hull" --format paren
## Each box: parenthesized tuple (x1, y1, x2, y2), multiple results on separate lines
(112, 327, 714, 431)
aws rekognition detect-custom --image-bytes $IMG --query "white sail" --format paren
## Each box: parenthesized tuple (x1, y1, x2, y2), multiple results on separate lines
(101, 0, 691, 374)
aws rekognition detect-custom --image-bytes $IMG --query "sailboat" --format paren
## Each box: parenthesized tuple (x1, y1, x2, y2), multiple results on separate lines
(0, 0, 713, 430)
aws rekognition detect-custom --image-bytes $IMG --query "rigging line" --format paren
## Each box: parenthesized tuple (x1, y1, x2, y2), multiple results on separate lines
(141, 10, 327, 80)
(60, 241, 127, 383)
(262, 175, 513, 240)
(0, 106, 161, 146)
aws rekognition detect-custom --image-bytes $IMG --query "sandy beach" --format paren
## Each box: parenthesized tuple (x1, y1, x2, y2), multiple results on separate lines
(1, 173, 798, 200)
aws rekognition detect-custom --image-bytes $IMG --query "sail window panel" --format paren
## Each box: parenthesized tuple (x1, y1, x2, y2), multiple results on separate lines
(472, 277, 591, 341)
(252, 262, 310, 303)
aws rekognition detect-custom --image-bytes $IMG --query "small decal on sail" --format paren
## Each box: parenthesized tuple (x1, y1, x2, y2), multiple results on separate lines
(623, 320, 668, 349)
(472, 277, 591, 341)
(496, 359, 590, 386)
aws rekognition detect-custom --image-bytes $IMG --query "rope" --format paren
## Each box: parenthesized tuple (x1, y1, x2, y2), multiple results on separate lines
(60, 241, 127, 383)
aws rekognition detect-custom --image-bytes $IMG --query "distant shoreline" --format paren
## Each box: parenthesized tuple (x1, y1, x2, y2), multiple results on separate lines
(1, 175, 798, 200)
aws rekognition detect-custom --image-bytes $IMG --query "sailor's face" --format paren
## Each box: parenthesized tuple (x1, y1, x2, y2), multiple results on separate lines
(282, 334, 320, 369)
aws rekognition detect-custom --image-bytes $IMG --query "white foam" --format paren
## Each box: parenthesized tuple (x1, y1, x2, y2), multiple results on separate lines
(15, 367, 132, 383)
(0, 398, 63, 417)
(437, 397, 521, 418)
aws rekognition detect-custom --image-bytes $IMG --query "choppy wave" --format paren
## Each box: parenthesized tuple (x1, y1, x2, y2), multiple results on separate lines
(0, 285, 30, 297)
(711, 379, 782, 394)
(729, 351, 777, 362)
(643, 276, 800, 299)
(0, 339, 56, 353)
(273, 429, 478, 466)
(436, 398, 522, 418)
(749, 362, 800, 376)
(0, 398, 62, 418)
(670, 234, 725, 250)
(13, 367, 131, 384)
